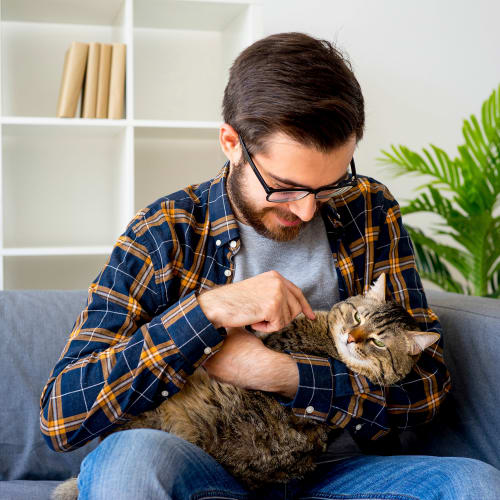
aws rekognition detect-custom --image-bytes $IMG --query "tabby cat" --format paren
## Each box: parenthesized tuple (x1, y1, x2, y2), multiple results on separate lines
(52, 273, 439, 499)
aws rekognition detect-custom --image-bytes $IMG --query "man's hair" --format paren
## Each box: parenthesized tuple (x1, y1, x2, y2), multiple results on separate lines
(222, 32, 365, 156)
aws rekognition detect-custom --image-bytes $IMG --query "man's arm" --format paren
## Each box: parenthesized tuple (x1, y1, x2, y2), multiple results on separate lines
(201, 326, 299, 397)
(39, 214, 226, 452)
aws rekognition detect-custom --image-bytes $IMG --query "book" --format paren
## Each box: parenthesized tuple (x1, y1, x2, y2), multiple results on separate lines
(81, 42, 101, 118)
(96, 44, 113, 119)
(108, 43, 126, 119)
(56, 41, 89, 118)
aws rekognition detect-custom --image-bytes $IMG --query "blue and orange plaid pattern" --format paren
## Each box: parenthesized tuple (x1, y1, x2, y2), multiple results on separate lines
(40, 162, 451, 451)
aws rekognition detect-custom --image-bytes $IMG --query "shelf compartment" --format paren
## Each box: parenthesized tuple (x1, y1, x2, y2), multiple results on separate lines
(1, 0, 126, 29)
(133, 1, 256, 121)
(134, 0, 251, 31)
(1, 20, 125, 117)
(2, 124, 127, 248)
(134, 125, 226, 212)
(3, 253, 111, 290)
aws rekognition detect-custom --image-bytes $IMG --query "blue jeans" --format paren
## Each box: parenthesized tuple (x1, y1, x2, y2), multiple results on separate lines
(78, 429, 500, 500)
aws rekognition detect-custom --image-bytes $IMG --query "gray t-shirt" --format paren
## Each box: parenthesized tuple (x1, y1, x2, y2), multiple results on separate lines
(232, 213, 363, 463)
(232, 213, 339, 310)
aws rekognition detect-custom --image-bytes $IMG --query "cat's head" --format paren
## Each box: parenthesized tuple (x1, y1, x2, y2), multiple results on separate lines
(326, 273, 440, 385)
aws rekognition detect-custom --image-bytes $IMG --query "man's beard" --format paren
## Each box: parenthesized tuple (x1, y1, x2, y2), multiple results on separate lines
(226, 160, 319, 242)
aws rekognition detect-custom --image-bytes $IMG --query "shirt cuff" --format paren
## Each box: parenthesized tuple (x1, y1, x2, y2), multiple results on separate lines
(277, 351, 334, 423)
(158, 290, 226, 373)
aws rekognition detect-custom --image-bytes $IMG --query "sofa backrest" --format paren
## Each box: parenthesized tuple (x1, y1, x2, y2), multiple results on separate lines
(0, 290, 96, 481)
(0, 288, 499, 480)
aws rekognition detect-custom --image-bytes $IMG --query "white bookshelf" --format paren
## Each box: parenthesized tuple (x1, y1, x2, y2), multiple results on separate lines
(0, 0, 262, 289)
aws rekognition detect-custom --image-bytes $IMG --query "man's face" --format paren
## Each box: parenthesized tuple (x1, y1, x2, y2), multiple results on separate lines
(226, 132, 357, 242)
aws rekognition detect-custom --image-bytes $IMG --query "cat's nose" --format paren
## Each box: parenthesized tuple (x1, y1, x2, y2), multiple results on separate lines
(347, 327, 365, 343)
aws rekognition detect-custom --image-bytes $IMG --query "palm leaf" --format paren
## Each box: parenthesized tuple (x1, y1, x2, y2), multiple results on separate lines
(406, 226, 471, 279)
(378, 145, 460, 191)
(407, 228, 465, 294)
(378, 84, 500, 297)
(488, 268, 500, 299)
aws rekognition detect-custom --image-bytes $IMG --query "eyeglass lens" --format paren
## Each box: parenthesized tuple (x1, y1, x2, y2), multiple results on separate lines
(267, 184, 353, 203)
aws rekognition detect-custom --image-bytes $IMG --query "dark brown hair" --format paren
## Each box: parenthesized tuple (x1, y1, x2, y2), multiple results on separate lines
(222, 32, 365, 155)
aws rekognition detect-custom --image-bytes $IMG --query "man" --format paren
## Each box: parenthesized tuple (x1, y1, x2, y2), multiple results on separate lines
(41, 33, 500, 499)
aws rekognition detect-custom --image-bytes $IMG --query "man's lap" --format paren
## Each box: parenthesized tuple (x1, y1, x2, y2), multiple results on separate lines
(78, 429, 500, 500)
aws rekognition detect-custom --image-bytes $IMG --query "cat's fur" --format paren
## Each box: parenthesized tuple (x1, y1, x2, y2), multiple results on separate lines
(51, 274, 439, 499)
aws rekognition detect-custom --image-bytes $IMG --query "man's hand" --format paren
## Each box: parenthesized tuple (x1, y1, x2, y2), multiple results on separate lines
(198, 270, 315, 334)
(202, 327, 299, 398)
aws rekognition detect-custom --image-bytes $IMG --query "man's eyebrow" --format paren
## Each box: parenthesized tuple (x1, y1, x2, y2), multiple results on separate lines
(269, 173, 310, 188)
(269, 172, 347, 189)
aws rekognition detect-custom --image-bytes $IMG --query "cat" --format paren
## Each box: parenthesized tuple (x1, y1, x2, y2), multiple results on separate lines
(51, 273, 439, 499)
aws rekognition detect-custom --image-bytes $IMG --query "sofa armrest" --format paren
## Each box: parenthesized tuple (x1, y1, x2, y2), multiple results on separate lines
(399, 289, 500, 470)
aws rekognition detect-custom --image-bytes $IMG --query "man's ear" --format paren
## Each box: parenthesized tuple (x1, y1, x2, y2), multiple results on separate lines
(365, 273, 386, 302)
(407, 331, 441, 355)
(219, 123, 241, 164)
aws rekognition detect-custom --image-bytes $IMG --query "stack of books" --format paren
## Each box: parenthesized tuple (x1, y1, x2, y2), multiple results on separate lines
(56, 41, 126, 119)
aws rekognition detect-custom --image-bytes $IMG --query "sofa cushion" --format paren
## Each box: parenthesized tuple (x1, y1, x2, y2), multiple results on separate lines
(0, 290, 97, 481)
(0, 480, 63, 500)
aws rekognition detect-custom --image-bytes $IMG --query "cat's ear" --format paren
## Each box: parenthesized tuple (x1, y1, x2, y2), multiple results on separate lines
(365, 273, 387, 302)
(407, 331, 440, 355)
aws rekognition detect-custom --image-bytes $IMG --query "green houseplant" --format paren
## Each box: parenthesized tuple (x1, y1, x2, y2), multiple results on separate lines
(378, 84, 500, 298)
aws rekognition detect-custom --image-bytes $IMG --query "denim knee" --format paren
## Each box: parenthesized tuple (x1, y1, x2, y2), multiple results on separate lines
(78, 429, 190, 500)
(77, 428, 249, 500)
(431, 457, 500, 500)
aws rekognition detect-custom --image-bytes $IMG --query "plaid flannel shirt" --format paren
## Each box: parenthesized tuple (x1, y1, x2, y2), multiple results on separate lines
(40, 162, 451, 452)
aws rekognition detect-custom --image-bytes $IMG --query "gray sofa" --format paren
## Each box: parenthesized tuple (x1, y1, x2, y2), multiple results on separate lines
(0, 288, 499, 499)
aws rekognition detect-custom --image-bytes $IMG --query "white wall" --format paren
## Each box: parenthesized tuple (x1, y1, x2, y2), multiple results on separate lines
(261, 0, 500, 290)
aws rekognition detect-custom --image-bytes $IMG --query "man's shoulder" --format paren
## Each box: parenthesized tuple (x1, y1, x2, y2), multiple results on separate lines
(329, 175, 401, 239)
(356, 175, 396, 203)
(337, 175, 398, 214)
(125, 178, 215, 239)
(150, 177, 213, 211)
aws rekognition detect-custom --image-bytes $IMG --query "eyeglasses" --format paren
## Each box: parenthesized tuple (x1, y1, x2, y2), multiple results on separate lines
(238, 134, 357, 203)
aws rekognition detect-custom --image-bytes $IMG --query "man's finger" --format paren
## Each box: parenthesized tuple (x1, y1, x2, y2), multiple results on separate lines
(284, 287, 303, 324)
(280, 276, 316, 320)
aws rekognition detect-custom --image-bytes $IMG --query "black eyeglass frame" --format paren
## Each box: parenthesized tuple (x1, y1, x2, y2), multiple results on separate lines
(238, 134, 358, 203)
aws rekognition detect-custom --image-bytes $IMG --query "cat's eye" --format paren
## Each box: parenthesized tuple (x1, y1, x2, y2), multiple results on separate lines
(354, 312, 361, 324)
(371, 338, 385, 348)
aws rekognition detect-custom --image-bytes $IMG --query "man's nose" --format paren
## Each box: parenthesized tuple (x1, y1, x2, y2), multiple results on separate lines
(288, 194, 317, 222)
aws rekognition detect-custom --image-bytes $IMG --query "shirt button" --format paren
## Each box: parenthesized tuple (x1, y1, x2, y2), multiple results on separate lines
(224, 269, 232, 277)
(305, 406, 314, 414)
(204, 346, 212, 355)
(230, 240, 237, 248)
(355, 424, 362, 431)
(161, 390, 169, 397)
(215, 239, 222, 246)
